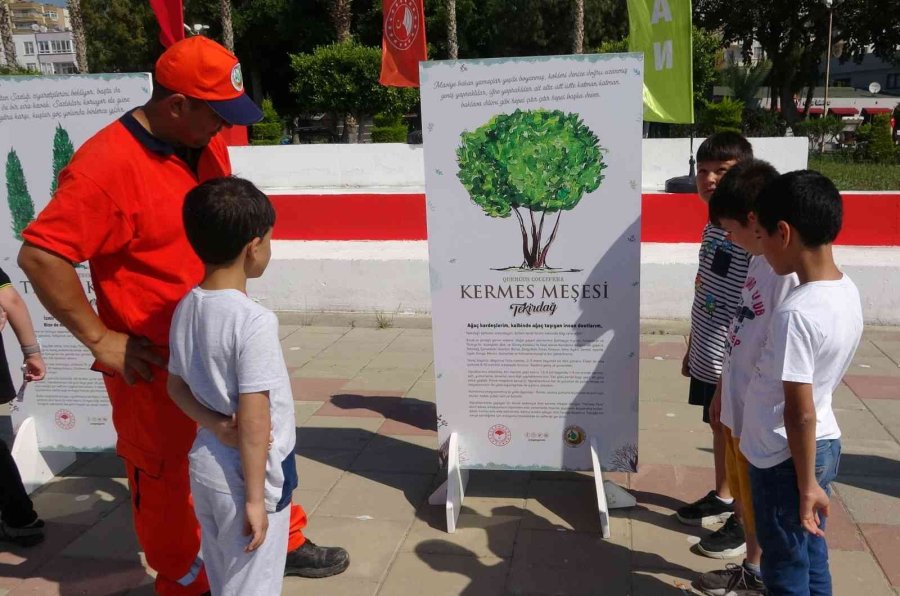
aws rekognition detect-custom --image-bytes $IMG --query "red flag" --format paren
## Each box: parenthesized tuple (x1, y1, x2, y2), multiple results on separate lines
(149, 0, 185, 48)
(379, 0, 427, 87)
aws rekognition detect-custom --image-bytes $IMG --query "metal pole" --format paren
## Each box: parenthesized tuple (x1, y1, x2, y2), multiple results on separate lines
(821, 7, 834, 153)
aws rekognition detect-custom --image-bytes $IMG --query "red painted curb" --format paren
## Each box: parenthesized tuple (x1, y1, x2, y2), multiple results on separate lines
(270, 192, 900, 245)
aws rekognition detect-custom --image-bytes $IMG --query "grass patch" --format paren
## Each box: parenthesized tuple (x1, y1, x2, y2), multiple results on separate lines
(808, 156, 900, 191)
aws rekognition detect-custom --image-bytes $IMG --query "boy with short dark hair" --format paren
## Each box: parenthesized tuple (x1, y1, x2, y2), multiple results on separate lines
(167, 176, 297, 595)
(677, 132, 754, 559)
(741, 170, 862, 595)
(695, 160, 799, 595)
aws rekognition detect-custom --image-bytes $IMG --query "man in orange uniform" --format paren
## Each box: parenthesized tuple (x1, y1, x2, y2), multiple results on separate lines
(18, 37, 349, 595)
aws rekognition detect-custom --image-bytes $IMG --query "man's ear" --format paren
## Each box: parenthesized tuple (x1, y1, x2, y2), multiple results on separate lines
(164, 93, 189, 118)
(777, 220, 791, 248)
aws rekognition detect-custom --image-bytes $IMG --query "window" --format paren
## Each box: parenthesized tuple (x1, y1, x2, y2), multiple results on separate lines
(50, 39, 72, 53)
(888, 73, 900, 89)
(54, 63, 78, 75)
(833, 78, 851, 88)
(26, 62, 36, 71)
(23, 41, 34, 55)
(37, 40, 50, 54)
(45, 11, 58, 19)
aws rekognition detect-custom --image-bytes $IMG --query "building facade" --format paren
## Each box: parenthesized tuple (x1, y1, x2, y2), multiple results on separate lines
(6, 31, 78, 74)
(9, 1, 70, 34)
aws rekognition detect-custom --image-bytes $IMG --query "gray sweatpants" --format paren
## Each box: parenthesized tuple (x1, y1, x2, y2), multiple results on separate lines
(191, 478, 290, 596)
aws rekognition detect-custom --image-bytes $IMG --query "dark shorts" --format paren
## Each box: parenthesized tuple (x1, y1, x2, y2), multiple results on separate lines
(688, 377, 717, 424)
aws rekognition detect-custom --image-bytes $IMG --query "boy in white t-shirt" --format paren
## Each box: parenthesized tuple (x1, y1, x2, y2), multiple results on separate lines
(741, 171, 863, 595)
(695, 161, 799, 596)
(167, 177, 297, 596)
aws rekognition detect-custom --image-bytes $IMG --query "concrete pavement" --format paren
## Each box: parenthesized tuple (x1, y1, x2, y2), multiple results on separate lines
(2, 319, 899, 595)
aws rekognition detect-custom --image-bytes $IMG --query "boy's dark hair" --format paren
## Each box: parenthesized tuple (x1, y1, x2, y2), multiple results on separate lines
(183, 176, 276, 265)
(696, 131, 754, 164)
(708, 159, 780, 226)
(756, 170, 842, 247)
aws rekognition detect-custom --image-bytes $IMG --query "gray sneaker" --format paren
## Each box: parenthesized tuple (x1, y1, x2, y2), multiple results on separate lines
(695, 562, 765, 596)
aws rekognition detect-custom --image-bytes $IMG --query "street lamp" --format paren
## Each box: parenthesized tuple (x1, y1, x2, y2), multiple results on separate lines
(822, 0, 837, 119)
(183, 23, 210, 36)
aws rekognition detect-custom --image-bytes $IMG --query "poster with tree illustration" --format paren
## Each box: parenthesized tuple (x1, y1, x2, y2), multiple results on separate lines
(0, 73, 152, 452)
(421, 54, 643, 472)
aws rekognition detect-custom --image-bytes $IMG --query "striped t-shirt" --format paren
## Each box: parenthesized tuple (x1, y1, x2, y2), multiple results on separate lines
(688, 224, 751, 384)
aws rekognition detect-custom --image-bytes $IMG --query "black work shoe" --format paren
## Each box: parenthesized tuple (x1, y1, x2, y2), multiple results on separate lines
(676, 490, 735, 527)
(695, 561, 765, 595)
(0, 519, 45, 547)
(284, 540, 350, 578)
(697, 515, 747, 559)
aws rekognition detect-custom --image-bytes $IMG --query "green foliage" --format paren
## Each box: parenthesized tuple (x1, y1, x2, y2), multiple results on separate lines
(5, 149, 35, 241)
(81, 0, 160, 73)
(719, 60, 771, 106)
(51, 124, 75, 196)
(0, 65, 39, 76)
(809, 156, 900, 191)
(596, 38, 628, 54)
(859, 114, 898, 165)
(697, 98, 744, 135)
(371, 113, 408, 143)
(741, 107, 786, 137)
(793, 116, 845, 154)
(290, 41, 418, 132)
(456, 109, 605, 269)
(250, 98, 284, 145)
(691, 27, 722, 105)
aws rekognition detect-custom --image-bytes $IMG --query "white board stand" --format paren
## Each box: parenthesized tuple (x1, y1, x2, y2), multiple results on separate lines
(430, 432, 635, 535)
(11, 417, 76, 494)
(428, 432, 470, 533)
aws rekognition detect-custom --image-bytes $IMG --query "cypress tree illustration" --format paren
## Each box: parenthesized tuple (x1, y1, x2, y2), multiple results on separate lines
(51, 123, 75, 195)
(6, 149, 35, 241)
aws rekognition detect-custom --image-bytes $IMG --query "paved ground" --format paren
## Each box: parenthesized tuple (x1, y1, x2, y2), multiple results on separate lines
(1, 319, 899, 595)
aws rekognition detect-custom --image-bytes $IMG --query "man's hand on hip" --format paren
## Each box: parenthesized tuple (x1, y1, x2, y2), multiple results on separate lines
(90, 330, 165, 385)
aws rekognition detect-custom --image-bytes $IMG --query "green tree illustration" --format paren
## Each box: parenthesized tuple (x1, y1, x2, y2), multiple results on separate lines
(5, 149, 35, 241)
(51, 123, 75, 195)
(457, 109, 606, 269)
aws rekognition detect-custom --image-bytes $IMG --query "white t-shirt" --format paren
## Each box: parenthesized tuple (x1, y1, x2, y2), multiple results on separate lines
(169, 288, 297, 513)
(740, 274, 863, 469)
(721, 256, 799, 438)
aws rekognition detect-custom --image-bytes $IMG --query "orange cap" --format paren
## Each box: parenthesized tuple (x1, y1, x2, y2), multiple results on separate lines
(155, 36, 262, 125)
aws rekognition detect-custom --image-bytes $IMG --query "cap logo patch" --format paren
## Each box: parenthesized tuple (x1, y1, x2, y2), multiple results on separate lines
(231, 64, 244, 92)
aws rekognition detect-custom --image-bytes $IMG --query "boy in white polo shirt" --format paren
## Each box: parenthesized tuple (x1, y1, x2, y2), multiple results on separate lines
(741, 170, 863, 595)
(695, 160, 799, 596)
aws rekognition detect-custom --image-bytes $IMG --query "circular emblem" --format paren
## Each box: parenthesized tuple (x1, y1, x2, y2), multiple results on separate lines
(55, 409, 76, 430)
(488, 424, 512, 447)
(385, 0, 421, 51)
(231, 64, 244, 92)
(563, 425, 586, 448)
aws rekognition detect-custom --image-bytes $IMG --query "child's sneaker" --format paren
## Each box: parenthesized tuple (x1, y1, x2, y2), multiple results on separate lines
(0, 519, 45, 547)
(676, 490, 735, 526)
(697, 515, 746, 559)
(695, 561, 765, 595)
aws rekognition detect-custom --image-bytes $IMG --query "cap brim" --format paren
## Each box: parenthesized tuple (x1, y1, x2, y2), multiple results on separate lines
(207, 93, 263, 126)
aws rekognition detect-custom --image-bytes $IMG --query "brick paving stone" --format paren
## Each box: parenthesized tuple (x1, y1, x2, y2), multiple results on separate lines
(844, 375, 900, 400)
(350, 434, 438, 473)
(864, 398, 900, 442)
(290, 377, 350, 400)
(834, 479, 900, 524)
(11, 555, 150, 596)
(401, 505, 521, 558)
(297, 516, 411, 581)
(830, 550, 896, 596)
(640, 341, 688, 360)
(859, 524, 900, 587)
(873, 340, 900, 367)
(294, 449, 358, 491)
(314, 393, 403, 418)
(314, 472, 434, 521)
(0, 522, 85, 586)
(826, 493, 868, 552)
(380, 552, 509, 596)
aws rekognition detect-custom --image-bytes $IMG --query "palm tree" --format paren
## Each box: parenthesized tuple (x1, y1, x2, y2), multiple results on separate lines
(0, 0, 16, 67)
(67, 0, 89, 72)
(572, 0, 585, 54)
(720, 60, 772, 107)
(446, 0, 458, 59)
(220, 0, 234, 52)
(330, 0, 352, 42)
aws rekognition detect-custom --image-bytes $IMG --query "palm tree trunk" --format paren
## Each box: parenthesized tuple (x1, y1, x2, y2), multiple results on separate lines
(67, 0, 89, 73)
(0, 0, 17, 67)
(330, 0, 352, 42)
(446, 0, 458, 59)
(572, 0, 585, 54)
(220, 0, 234, 52)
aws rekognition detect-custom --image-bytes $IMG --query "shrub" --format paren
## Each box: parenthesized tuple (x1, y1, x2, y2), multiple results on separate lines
(371, 113, 408, 143)
(250, 98, 284, 146)
(697, 98, 744, 135)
